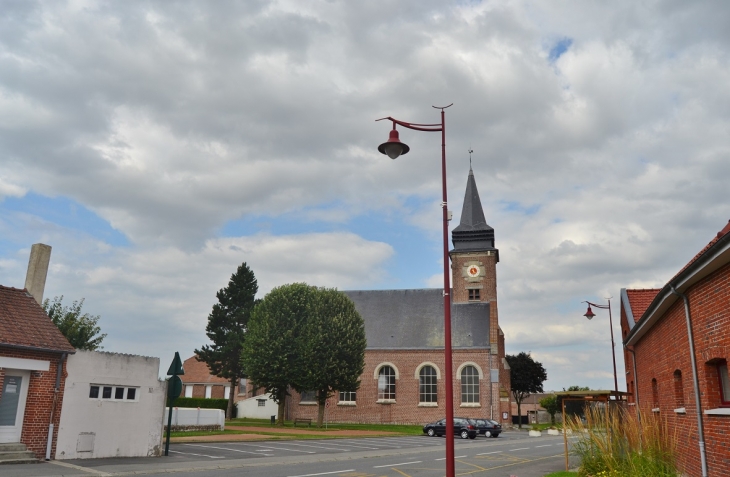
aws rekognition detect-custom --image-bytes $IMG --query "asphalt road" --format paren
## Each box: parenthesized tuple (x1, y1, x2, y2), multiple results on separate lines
(2, 432, 580, 477)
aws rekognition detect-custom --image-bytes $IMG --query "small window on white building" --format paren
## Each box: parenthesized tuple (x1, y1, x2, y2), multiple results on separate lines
(127, 388, 137, 400)
(89, 385, 139, 402)
(115, 387, 125, 400)
(257, 399, 266, 407)
(89, 386, 100, 399)
(102, 386, 112, 399)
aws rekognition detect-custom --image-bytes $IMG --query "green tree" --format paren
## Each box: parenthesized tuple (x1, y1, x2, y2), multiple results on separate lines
(195, 262, 258, 419)
(240, 283, 316, 425)
(539, 394, 559, 425)
(42, 296, 106, 350)
(300, 288, 366, 427)
(506, 352, 547, 428)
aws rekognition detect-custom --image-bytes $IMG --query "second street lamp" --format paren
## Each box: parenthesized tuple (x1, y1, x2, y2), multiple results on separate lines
(376, 104, 455, 477)
(583, 299, 619, 394)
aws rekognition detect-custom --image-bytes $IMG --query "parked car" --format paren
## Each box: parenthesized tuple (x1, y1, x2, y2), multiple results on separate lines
(423, 417, 478, 439)
(473, 418, 502, 438)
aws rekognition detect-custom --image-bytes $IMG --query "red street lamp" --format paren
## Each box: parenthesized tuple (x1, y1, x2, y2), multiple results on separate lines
(377, 104, 455, 477)
(582, 299, 618, 394)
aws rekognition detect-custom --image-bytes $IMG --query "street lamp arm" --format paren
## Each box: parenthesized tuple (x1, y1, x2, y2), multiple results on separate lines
(375, 117, 443, 132)
(583, 300, 610, 310)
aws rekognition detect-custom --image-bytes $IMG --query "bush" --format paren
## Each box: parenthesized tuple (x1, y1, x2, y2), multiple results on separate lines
(569, 404, 678, 477)
(171, 397, 229, 412)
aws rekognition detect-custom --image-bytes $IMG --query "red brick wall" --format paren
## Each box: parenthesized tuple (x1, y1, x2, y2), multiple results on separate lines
(627, 261, 730, 477)
(0, 347, 67, 459)
(192, 384, 205, 398)
(211, 385, 225, 399)
(289, 349, 501, 424)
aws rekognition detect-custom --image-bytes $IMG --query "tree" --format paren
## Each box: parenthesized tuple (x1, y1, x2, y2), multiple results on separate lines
(42, 296, 106, 350)
(300, 288, 366, 427)
(240, 283, 316, 425)
(539, 394, 559, 425)
(505, 352, 547, 428)
(195, 262, 258, 419)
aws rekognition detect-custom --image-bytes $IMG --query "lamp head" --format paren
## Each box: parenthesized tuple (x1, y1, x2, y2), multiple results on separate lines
(378, 127, 410, 159)
(584, 305, 596, 320)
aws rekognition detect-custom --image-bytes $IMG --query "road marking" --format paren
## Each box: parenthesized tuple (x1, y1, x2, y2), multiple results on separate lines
(477, 451, 501, 455)
(229, 442, 316, 454)
(288, 470, 355, 477)
(282, 442, 349, 451)
(534, 444, 553, 448)
(434, 455, 466, 460)
(509, 447, 529, 451)
(183, 444, 272, 456)
(315, 441, 380, 450)
(168, 450, 226, 459)
(49, 461, 113, 475)
(373, 461, 422, 468)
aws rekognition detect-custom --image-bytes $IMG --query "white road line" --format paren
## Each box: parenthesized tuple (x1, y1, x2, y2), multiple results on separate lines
(477, 451, 501, 455)
(535, 444, 553, 448)
(281, 442, 348, 451)
(373, 461, 422, 468)
(435, 455, 466, 461)
(288, 470, 355, 477)
(510, 447, 529, 451)
(221, 443, 316, 454)
(182, 444, 272, 456)
(169, 450, 225, 459)
(313, 441, 380, 450)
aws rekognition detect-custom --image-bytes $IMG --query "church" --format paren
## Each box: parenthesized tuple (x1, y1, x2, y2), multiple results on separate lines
(288, 168, 512, 425)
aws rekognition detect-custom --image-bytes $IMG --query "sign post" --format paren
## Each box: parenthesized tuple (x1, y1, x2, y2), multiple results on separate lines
(164, 352, 184, 457)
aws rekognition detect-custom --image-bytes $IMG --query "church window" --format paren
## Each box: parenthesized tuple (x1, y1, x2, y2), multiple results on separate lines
(378, 366, 396, 400)
(468, 289, 480, 301)
(419, 366, 438, 403)
(673, 370, 684, 408)
(300, 390, 316, 403)
(461, 365, 479, 403)
(718, 361, 730, 406)
(651, 378, 659, 409)
(339, 391, 356, 403)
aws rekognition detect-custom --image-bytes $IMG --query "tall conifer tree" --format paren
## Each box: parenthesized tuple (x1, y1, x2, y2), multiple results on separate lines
(195, 262, 258, 418)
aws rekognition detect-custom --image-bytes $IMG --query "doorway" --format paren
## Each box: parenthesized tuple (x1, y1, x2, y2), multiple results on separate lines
(0, 369, 31, 443)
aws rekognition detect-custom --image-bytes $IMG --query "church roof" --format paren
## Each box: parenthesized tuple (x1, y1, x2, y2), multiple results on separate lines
(181, 355, 230, 385)
(343, 289, 490, 349)
(451, 168, 497, 256)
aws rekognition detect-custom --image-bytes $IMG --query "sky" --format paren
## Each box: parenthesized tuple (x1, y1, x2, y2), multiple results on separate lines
(1, 0, 729, 392)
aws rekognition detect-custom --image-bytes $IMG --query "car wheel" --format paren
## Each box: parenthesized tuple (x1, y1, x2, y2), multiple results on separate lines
(485, 430, 491, 437)
(427, 428, 435, 437)
(460, 430, 469, 439)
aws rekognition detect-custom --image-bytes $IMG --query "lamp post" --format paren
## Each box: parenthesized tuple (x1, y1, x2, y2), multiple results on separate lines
(377, 104, 455, 477)
(582, 299, 619, 394)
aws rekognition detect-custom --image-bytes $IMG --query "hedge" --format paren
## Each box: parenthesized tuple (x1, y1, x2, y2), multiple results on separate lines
(171, 397, 228, 411)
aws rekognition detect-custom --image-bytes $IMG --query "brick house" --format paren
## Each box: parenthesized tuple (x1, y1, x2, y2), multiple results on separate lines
(180, 355, 244, 401)
(0, 244, 75, 461)
(287, 168, 512, 425)
(621, 220, 730, 477)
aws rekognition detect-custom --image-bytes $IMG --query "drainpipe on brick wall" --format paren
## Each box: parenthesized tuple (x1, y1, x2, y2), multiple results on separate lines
(45, 353, 67, 461)
(625, 346, 641, 422)
(669, 285, 708, 477)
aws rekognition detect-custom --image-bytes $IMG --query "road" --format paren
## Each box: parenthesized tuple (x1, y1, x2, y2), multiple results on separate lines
(3, 432, 580, 477)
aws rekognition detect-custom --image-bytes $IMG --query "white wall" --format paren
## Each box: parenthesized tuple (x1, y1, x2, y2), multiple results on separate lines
(236, 395, 278, 419)
(164, 407, 225, 429)
(55, 351, 166, 459)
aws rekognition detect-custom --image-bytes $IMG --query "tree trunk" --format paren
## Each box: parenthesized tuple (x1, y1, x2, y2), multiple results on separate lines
(277, 392, 286, 425)
(516, 399, 522, 429)
(317, 401, 325, 427)
(227, 376, 237, 419)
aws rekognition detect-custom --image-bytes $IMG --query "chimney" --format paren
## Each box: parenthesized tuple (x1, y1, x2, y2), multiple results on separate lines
(24, 243, 52, 305)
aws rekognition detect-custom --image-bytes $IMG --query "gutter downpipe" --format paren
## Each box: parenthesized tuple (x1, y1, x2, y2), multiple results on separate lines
(625, 346, 640, 423)
(669, 285, 708, 477)
(46, 352, 67, 461)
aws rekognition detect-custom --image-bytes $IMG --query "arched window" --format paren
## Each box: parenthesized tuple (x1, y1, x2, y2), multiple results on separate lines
(461, 365, 480, 403)
(419, 366, 437, 403)
(673, 370, 684, 408)
(651, 378, 659, 409)
(378, 366, 396, 400)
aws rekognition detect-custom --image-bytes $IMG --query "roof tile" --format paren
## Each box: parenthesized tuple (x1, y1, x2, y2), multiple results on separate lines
(0, 285, 75, 353)
(625, 289, 660, 322)
(181, 355, 230, 384)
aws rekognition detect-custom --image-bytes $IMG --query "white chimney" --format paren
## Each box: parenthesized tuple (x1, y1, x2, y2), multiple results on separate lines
(24, 243, 52, 305)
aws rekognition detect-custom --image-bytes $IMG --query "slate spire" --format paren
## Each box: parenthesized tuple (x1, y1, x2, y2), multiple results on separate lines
(451, 167, 497, 256)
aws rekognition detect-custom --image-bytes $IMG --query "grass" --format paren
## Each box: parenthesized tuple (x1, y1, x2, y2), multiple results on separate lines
(543, 472, 578, 477)
(567, 405, 678, 477)
(227, 418, 423, 435)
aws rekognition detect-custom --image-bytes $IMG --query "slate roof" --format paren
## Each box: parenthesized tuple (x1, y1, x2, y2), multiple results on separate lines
(181, 355, 230, 384)
(0, 285, 75, 353)
(342, 289, 490, 349)
(451, 168, 497, 257)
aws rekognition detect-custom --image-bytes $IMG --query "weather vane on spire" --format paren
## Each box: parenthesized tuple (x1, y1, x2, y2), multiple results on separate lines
(468, 148, 473, 169)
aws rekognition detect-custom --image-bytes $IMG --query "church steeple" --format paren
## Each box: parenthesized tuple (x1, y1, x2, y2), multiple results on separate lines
(451, 167, 498, 260)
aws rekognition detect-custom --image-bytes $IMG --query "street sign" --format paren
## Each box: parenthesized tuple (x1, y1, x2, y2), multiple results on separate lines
(167, 375, 183, 400)
(167, 352, 185, 376)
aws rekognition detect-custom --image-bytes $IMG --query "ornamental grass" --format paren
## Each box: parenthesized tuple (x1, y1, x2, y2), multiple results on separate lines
(569, 404, 679, 477)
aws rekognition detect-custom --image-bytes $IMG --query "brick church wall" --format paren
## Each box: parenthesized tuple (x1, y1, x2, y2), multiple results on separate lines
(0, 347, 67, 459)
(626, 261, 730, 477)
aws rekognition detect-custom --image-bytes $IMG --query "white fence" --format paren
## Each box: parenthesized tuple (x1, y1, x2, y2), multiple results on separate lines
(164, 407, 225, 430)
